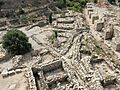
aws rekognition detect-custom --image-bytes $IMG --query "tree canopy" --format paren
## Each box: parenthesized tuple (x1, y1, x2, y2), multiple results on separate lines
(2, 29, 32, 55)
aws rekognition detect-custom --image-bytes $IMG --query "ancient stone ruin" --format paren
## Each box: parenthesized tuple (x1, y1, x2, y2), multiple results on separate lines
(0, 0, 120, 90)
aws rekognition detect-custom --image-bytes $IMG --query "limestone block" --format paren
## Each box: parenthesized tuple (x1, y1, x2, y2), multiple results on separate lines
(0, 27, 7, 31)
(87, 8, 94, 15)
(104, 29, 113, 40)
(57, 17, 74, 23)
(87, 3, 94, 8)
(89, 12, 94, 19)
(15, 69, 22, 73)
(95, 20, 104, 31)
(8, 70, 15, 75)
(91, 14, 99, 24)
(8, 84, 16, 90)
(1, 69, 8, 77)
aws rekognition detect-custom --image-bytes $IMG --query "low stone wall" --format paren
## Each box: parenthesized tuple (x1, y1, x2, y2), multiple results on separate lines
(27, 68, 37, 90)
(41, 60, 63, 73)
(57, 18, 74, 24)
(27, 20, 48, 31)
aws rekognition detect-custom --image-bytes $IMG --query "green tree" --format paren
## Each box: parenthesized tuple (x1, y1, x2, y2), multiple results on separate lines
(2, 29, 32, 55)
(79, 0, 88, 8)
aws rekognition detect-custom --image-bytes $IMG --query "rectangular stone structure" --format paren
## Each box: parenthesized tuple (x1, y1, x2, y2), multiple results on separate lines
(41, 60, 63, 73)
(104, 28, 114, 40)
(91, 14, 99, 24)
(86, 3, 94, 8)
(113, 26, 120, 37)
(87, 8, 94, 15)
(89, 12, 95, 19)
(95, 20, 104, 31)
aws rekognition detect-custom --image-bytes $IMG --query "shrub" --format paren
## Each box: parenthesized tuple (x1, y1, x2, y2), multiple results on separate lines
(19, 7, 25, 15)
(48, 31, 58, 44)
(79, 0, 88, 8)
(20, 15, 29, 24)
(66, 1, 75, 7)
(67, 0, 87, 12)
(2, 29, 32, 55)
(56, 0, 66, 9)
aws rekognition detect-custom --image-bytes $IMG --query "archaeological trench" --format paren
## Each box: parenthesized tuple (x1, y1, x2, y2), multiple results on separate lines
(0, 0, 120, 90)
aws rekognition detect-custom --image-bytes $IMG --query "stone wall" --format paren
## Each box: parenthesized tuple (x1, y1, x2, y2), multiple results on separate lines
(95, 20, 104, 31)
(41, 60, 63, 72)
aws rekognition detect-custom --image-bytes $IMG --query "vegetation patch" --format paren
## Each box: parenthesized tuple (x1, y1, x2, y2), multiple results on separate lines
(67, 0, 88, 12)
(55, 0, 88, 12)
(2, 29, 32, 55)
(48, 30, 58, 44)
(20, 15, 29, 24)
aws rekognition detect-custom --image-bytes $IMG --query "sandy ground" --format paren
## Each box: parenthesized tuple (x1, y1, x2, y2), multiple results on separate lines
(0, 72, 28, 90)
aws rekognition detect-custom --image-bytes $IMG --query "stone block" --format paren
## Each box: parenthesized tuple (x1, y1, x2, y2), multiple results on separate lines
(89, 12, 94, 19)
(104, 28, 113, 40)
(116, 44, 120, 51)
(1, 69, 8, 77)
(15, 69, 22, 73)
(87, 8, 94, 15)
(57, 17, 74, 24)
(8, 70, 15, 75)
(86, 3, 94, 8)
(91, 14, 99, 24)
(95, 20, 104, 31)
